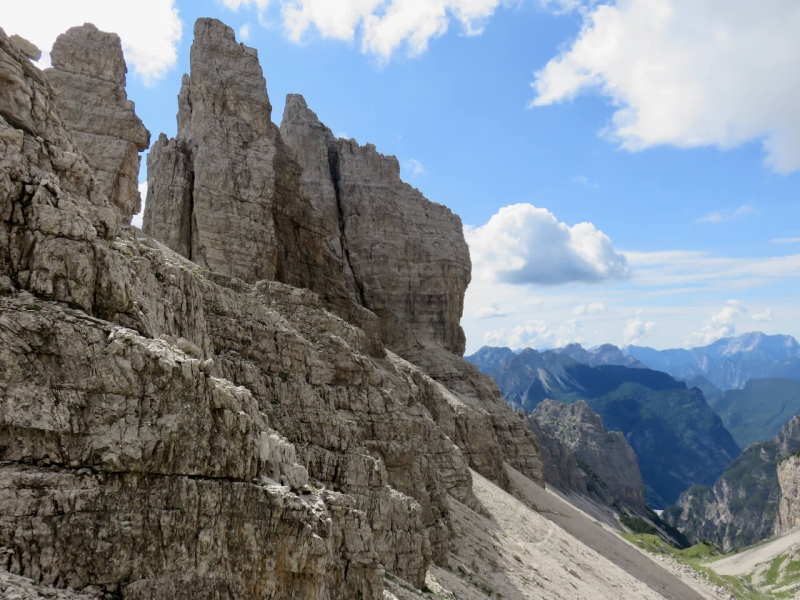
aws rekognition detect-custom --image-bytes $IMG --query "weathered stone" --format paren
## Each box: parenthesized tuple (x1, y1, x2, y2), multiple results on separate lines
(778, 452, 800, 533)
(532, 399, 646, 511)
(280, 95, 471, 358)
(45, 24, 149, 221)
(8, 35, 40, 61)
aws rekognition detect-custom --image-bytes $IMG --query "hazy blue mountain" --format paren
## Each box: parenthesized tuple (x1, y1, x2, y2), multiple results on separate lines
(707, 378, 800, 448)
(627, 332, 800, 390)
(553, 343, 646, 368)
(465, 346, 515, 373)
(685, 375, 722, 404)
(471, 348, 741, 507)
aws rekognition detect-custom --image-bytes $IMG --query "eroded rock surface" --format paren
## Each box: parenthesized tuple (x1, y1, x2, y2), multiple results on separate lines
(778, 452, 800, 533)
(532, 399, 646, 511)
(280, 94, 471, 358)
(44, 24, 149, 221)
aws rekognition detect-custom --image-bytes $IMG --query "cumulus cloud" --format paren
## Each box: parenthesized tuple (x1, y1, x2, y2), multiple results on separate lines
(221, 0, 507, 60)
(573, 302, 606, 316)
(623, 310, 654, 345)
(483, 318, 583, 349)
(473, 304, 508, 319)
(686, 301, 745, 345)
(531, 0, 800, 173)
(131, 181, 148, 229)
(3, 0, 182, 84)
(752, 308, 775, 322)
(466, 203, 630, 286)
(239, 23, 252, 40)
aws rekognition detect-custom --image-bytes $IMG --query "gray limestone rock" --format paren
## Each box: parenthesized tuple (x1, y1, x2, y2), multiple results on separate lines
(45, 24, 149, 222)
(532, 399, 646, 511)
(280, 95, 471, 357)
(8, 35, 40, 61)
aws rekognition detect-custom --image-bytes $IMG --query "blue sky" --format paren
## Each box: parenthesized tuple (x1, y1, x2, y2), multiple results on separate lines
(6, 0, 800, 353)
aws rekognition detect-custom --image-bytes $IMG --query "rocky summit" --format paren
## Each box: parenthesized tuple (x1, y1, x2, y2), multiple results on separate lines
(0, 18, 555, 600)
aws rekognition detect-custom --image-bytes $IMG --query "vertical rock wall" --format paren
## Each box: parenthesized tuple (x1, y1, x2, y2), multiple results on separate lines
(45, 24, 149, 222)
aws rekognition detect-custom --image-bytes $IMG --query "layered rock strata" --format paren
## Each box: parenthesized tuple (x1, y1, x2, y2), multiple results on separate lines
(532, 399, 646, 511)
(44, 24, 149, 221)
(0, 23, 481, 597)
(0, 17, 550, 599)
(280, 94, 471, 357)
(143, 19, 374, 340)
(144, 19, 543, 493)
(778, 452, 800, 533)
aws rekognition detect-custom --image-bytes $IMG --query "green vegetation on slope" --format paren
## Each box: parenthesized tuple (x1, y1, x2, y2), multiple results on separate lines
(621, 533, 767, 599)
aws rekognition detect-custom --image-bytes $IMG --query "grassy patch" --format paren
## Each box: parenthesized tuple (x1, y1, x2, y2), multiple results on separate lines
(621, 533, 768, 599)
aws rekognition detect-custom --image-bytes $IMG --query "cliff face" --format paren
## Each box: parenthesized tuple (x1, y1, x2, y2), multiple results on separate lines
(666, 415, 800, 551)
(44, 24, 150, 222)
(531, 399, 646, 512)
(0, 19, 546, 599)
(144, 20, 470, 361)
(777, 416, 800, 533)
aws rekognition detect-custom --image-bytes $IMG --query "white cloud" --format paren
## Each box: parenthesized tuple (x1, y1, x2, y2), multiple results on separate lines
(484, 318, 583, 349)
(131, 181, 147, 229)
(772, 237, 800, 244)
(573, 175, 599, 188)
(222, 0, 507, 60)
(239, 23, 252, 40)
(697, 204, 758, 224)
(752, 308, 775, 322)
(221, 0, 271, 9)
(623, 310, 654, 345)
(3, 0, 182, 84)
(573, 302, 606, 316)
(473, 304, 508, 319)
(531, 0, 800, 173)
(686, 301, 745, 345)
(465, 203, 630, 286)
(404, 158, 425, 176)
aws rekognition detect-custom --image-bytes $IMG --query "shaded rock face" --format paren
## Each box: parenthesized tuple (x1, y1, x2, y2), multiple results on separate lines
(144, 22, 471, 360)
(44, 23, 149, 222)
(0, 23, 485, 597)
(532, 400, 646, 511)
(280, 94, 471, 357)
(143, 19, 362, 332)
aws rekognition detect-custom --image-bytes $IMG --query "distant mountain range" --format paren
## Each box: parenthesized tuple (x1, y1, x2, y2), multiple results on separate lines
(465, 347, 741, 507)
(626, 332, 800, 390)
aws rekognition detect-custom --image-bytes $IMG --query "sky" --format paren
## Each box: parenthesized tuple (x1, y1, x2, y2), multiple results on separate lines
(4, 0, 800, 353)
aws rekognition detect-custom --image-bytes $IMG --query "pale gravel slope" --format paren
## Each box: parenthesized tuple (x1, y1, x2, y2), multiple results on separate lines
(387, 467, 730, 599)
(711, 526, 800, 576)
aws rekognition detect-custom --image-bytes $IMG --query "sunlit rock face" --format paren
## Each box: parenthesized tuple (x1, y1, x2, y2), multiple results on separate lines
(45, 23, 149, 222)
(0, 17, 546, 599)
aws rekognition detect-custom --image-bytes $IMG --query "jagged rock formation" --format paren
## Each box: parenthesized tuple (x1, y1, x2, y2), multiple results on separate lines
(778, 452, 800, 533)
(666, 415, 800, 550)
(280, 94, 471, 357)
(144, 20, 470, 362)
(0, 20, 553, 599)
(532, 399, 646, 511)
(777, 416, 800, 533)
(44, 24, 149, 222)
(554, 342, 645, 368)
(144, 19, 542, 493)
